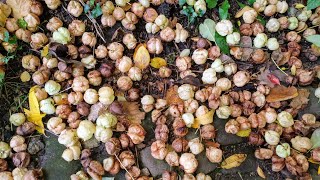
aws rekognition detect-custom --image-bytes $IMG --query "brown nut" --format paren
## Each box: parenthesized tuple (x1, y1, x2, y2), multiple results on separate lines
(77, 102, 90, 116)
(12, 152, 30, 168)
(109, 101, 123, 115)
(173, 118, 188, 137)
(105, 138, 121, 155)
(240, 24, 253, 36)
(143, 8, 158, 23)
(127, 124, 146, 144)
(254, 148, 273, 160)
(251, 22, 264, 36)
(126, 88, 140, 101)
(119, 150, 135, 169)
(248, 132, 264, 146)
(200, 124, 215, 140)
(208, 46, 221, 59)
(155, 124, 169, 142)
(16, 122, 36, 136)
(252, 49, 266, 64)
(172, 138, 189, 153)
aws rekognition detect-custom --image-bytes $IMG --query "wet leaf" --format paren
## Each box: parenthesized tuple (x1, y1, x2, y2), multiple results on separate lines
(165, 85, 184, 106)
(257, 166, 266, 179)
(192, 110, 214, 128)
(150, 57, 167, 69)
(179, 75, 203, 87)
(311, 128, 320, 149)
(199, 19, 216, 42)
(215, 33, 229, 54)
(236, 129, 251, 137)
(221, 154, 247, 169)
(206, 0, 218, 9)
(219, 0, 230, 20)
(121, 102, 145, 124)
(133, 44, 150, 70)
(266, 86, 298, 103)
(306, 35, 320, 47)
(235, 6, 253, 18)
(307, 0, 320, 10)
(289, 89, 310, 109)
(6, 0, 32, 19)
(23, 86, 46, 134)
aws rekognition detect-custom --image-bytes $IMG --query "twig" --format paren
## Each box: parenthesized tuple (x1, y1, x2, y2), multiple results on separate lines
(271, 57, 288, 76)
(115, 154, 135, 180)
(78, 0, 106, 43)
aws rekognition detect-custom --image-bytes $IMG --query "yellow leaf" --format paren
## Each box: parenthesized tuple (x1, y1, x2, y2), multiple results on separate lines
(257, 166, 266, 179)
(192, 110, 214, 129)
(23, 86, 46, 134)
(41, 45, 49, 57)
(308, 158, 320, 165)
(150, 57, 167, 69)
(236, 129, 251, 137)
(318, 166, 320, 175)
(221, 154, 247, 169)
(295, 3, 305, 9)
(133, 44, 150, 70)
(235, 6, 253, 18)
(20, 71, 30, 82)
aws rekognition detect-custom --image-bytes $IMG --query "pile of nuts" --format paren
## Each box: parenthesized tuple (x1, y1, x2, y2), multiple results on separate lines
(0, 0, 320, 179)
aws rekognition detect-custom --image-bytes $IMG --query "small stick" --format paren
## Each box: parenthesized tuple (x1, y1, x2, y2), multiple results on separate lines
(115, 154, 135, 180)
(271, 57, 288, 76)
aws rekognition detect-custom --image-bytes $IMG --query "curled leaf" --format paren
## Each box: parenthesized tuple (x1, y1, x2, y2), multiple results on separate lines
(192, 110, 214, 128)
(236, 129, 251, 137)
(150, 57, 167, 69)
(199, 19, 216, 42)
(23, 86, 46, 134)
(221, 154, 247, 169)
(266, 86, 298, 103)
(235, 6, 253, 18)
(257, 166, 266, 179)
(133, 44, 150, 70)
(289, 89, 310, 109)
(120, 102, 145, 124)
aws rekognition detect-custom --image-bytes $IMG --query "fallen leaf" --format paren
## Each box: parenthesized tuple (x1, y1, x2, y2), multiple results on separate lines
(121, 102, 145, 124)
(318, 166, 320, 175)
(311, 128, 320, 149)
(219, 0, 230, 20)
(23, 86, 46, 134)
(88, 102, 107, 122)
(308, 158, 320, 165)
(133, 44, 150, 70)
(150, 57, 167, 69)
(221, 154, 247, 169)
(165, 85, 184, 106)
(235, 6, 253, 18)
(6, 0, 32, 19)
(41, 45, 49, 57)
(115, 91, 126, 102)
(20, 71, 30, 82)
(178, 75, 203, 87)
(0, 3, 11, 27)
(266, 86, 298, 103)
(289, 89, 310, 109)
(180, 49, 190, 57)
(215, 32, 229, 54)
(307, 0, 320, 10)
(306, 35, 320, 47)
(199, 19, 216, 42)
(192, 110, 214, 128)
(267, 74, 280, 86)
(236, 129, 251, 137)
(257, 166, 266, 179)
(295, 3, 305, 8)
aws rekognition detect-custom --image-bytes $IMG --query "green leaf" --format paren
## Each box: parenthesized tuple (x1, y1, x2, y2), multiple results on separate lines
(8, 35, 17, 45)
(17, 18, 28, 29)
(306, 34, 320, 47)
(84, 4, 90, 13)
(219, 0, 230, 20)
(206, 0, 218, 9)
(2, 54, 15, 64)
(180, 6, 198, 24)
(248, 0, 256, 5)
(91, 3, 103, 18)
(0, 71, 4, 84)
(311, 128, 320, 149)
(3, 31, 9, 42)
(89, 0, 95, 7)
(307, 0, 320, 10)
(257, 15, 266, 25)
(236, 0, 246, 8)
(179, 0, 186, 6)
(215, 32, 229, 54)
(199, 19, 216, 41)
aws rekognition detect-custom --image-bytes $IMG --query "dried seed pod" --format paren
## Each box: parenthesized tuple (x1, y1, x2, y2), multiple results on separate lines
(105, 138, 121, 155)
(12, 152, 30, 168)
(119, 150, 135, 169)
(172, 138, 189, 153)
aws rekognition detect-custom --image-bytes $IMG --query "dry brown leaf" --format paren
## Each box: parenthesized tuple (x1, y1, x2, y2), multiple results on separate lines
(221, 154, 247, 169)
(6, 0, 32, 19)
(133, 44, 150, 70)
(266, 86, 298, 103)
(257, 166, 266, 179)
(165, 85, 184, 106)
(121, 102, 145, 124)
(235, 6, 253, 18)
(289, 89, 310, 109)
